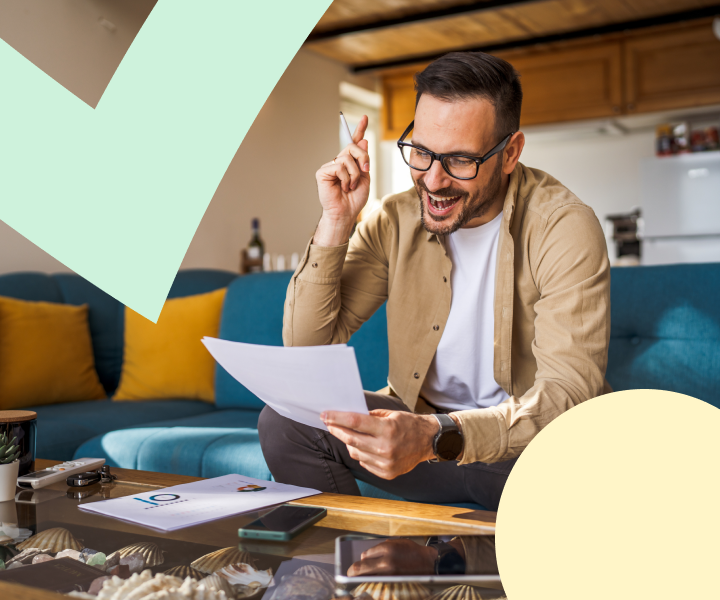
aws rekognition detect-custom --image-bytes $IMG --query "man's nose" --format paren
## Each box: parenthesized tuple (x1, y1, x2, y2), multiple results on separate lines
(422, 159, 453, 192)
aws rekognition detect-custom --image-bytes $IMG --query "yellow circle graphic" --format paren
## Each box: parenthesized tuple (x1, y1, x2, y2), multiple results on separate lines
(496, 390, 720, 599)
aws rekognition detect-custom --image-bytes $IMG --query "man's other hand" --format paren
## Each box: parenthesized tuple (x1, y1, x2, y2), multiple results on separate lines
(320, 409, 439, 479)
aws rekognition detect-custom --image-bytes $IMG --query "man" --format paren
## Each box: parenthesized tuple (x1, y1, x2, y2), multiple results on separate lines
(259, 51, 610, 510)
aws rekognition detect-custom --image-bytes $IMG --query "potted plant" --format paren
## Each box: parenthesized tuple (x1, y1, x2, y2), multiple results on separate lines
(0, 432, 20, 502)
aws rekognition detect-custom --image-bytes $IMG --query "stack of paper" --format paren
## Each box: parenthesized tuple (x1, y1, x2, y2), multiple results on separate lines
(202, 338, 369, 430)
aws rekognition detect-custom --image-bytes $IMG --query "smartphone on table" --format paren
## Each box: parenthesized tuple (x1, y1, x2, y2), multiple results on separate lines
(238, 504, 327, 541)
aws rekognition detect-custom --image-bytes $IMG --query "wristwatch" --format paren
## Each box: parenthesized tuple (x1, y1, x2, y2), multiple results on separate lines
(428, 413, 464, 462)
(426, 538, 466, 575)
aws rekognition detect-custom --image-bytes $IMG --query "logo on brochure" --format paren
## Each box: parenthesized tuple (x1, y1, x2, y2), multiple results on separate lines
(134, 493, 181, 506)
(236, 484, 266, 493)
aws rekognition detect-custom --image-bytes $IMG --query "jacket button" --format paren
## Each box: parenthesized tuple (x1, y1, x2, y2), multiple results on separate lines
(433, 325, 439, 331)
(443, 276, 447, 283)
(413, 372, 420, 379)
(311, 262, 318, 268)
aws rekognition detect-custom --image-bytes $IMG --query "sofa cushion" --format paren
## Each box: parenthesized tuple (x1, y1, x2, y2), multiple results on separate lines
(73, 409, 267, 479)
(216, 271, 391, 408)
(0, 297, 106, 409)
(607, 263, 720, 407)
(113, 289, 227, 403)
(31, 398, 216, 461)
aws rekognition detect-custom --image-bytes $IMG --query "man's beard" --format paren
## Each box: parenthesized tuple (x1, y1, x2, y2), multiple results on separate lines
(416, 158, 503, 236)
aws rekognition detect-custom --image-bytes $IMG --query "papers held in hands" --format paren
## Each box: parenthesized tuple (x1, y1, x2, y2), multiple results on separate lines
(202, 338, 369, 431)
(79, 474, 320, 532)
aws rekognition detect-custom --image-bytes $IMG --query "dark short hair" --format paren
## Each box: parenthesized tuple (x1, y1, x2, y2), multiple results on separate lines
(414, 51, 522, 139)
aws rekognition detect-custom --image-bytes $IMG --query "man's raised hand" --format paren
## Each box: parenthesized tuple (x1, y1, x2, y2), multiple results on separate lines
(313, 115, 371, 247)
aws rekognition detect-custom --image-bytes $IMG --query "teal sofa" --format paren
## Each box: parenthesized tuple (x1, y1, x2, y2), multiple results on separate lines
(0, 263, 718, 504)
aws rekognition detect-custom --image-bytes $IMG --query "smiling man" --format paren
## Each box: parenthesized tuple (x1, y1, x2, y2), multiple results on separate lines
(258, 51, 611, 510)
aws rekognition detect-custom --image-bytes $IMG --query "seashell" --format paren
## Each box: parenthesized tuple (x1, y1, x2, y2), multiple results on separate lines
(16, 527, 82, 553)
(163, 565, 207, 580)
(292, 564, 335, 588)
(96, 568, 153, 600)
(118, 572, 182, 600)
(428, 585, 486, 600)
(200, 573, 235, 597)
(175, 577, 229, 600)
(217, 563, 273, 588)
(354, 582, 431, 600)
(6, 547, 52, 566)
(0, 535, 13, 545)
(107, 542, 165, 567)
(270, 574, 333, 600)
(191, 546, 256, 574)
(95, 570, 228, 600)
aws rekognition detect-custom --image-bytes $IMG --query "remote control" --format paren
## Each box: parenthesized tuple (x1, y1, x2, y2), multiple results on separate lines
(17, 458, 106, 490)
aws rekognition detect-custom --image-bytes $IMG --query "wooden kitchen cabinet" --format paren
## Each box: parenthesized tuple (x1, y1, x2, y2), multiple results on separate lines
(499, 41, 623, 126)
(381, 70, 418, 141)
(624, 20, 720, 114)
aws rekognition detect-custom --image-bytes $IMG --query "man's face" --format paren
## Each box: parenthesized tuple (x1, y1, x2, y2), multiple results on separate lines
(411, 94, 505, 235)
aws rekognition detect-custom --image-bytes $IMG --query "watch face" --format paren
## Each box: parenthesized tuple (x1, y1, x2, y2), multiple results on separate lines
(437, 431, 464, 461)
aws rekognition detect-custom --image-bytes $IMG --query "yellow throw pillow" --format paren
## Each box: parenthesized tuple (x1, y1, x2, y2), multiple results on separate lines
(113, 288, 226, 403)
(0, 296, 107, 409)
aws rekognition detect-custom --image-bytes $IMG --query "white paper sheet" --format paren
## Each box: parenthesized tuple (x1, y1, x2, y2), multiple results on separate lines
(202, 337, 368, 431)
(78, 474, 320, 531)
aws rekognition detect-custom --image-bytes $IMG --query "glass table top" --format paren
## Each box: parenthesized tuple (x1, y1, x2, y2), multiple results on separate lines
(0, 464, 503, 600)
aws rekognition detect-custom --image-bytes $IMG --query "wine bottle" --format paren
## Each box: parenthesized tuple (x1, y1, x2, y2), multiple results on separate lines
(246, 218, 264, 272)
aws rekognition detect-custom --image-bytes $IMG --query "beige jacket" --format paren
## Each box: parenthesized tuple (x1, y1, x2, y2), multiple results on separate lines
(283, 162, 611, 465)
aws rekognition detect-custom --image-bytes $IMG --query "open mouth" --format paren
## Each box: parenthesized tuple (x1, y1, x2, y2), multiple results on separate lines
(427, 192, 461, 216)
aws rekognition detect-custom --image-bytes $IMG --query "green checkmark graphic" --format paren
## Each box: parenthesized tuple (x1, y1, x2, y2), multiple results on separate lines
(0, 0, 331, 322)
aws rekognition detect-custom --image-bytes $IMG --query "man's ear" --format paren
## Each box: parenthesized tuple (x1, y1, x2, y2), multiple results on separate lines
(503, 131, 525, 175)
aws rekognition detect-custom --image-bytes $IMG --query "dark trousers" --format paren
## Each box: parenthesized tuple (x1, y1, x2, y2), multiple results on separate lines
(258, 391, 517, 511)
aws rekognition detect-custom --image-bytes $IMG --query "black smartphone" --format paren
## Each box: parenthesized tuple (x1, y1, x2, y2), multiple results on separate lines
(238, 504, 327, 541)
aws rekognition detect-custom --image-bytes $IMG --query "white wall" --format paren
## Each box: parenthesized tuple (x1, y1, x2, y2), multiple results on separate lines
(519, 129, 656, 224)
(0, 0, 368, 275)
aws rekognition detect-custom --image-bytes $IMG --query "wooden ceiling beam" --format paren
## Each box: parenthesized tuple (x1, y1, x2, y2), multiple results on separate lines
(307, 0, 546, 42)
(349, 4, 720, 72)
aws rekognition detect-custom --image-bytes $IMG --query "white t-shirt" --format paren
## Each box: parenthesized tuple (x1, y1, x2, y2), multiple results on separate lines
(420, 211, 508, 412)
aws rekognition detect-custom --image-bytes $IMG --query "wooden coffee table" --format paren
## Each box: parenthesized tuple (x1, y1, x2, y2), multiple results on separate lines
(0, 459, 498, 600)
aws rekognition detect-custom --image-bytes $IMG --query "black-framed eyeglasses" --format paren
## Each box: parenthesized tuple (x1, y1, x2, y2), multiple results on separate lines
(397, 120, 513, 180)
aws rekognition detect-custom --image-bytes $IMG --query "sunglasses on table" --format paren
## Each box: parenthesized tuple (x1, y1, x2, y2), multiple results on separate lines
(397, 120, 514, 180)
